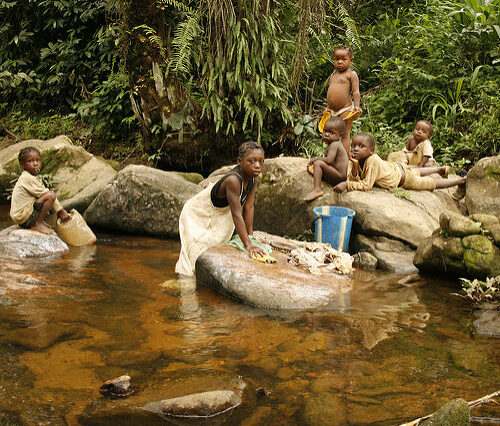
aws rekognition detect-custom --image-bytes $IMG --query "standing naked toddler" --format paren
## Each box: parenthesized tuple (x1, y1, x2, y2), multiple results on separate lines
(318, 45, 362, 155)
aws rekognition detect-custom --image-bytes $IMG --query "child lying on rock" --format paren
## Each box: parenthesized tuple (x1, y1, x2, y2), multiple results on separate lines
(304, 117, 348, 202)
(333, 133, 465, 195)
(175, 142, 267, 276)
(10, 147, 70, 234)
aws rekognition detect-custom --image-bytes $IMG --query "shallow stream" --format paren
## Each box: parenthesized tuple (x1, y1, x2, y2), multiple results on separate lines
(0, 205, 498, 425)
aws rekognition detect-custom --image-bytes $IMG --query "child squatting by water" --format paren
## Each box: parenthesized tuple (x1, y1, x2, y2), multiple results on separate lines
(333, 133, 466, 193)
(304, 117, 348, 202)
(10, 147, 70, 234)
(175, 142, 267, 276)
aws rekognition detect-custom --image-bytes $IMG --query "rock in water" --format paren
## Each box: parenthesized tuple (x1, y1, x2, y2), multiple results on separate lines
(99, 375, 135, 399)
(141, 390, 242, 418)
(421, 398, 470, 425)
(0, 226, 68, 258)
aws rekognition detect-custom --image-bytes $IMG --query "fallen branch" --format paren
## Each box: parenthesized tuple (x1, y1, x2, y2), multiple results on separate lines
(3, 128, 20, 140)
(400, 391, 500, 426)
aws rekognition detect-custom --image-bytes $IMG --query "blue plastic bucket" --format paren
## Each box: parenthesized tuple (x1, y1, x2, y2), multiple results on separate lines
(313, 206, 355, 251)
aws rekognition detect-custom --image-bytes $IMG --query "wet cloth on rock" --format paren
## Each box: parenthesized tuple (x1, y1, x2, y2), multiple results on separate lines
(288, 242, 353, 275)
(228, 235, 272, 254)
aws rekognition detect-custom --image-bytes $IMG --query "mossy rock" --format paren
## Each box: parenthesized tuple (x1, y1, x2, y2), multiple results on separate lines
(174, 171, 204, 185)
(462, 235, 494, 254)
(482, 223, 500, 247)
(448, 214, 481, 237)
(439, 211, 454, 234)
(463, 247, 498, 278)
(469, 213, 499, 227)
(444, 257, 466, 275)
(443, 237, 464, 259)
(421, 398, 470, 425)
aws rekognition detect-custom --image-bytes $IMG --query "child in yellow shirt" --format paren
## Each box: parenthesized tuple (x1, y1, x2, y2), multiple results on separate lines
(333, 133, 465, 193)
(10, 147, 69, 234)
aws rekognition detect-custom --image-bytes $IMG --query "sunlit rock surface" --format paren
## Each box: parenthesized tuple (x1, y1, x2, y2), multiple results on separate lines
(465, 155, 500, 218)
(0, 135, 116, 211)
(84, 165, 201, 237)
(196, 244, 353, 310)
(0, 225, 68, 258)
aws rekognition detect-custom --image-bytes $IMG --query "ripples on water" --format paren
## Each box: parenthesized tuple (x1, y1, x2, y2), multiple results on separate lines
(0, 204, 498, 425)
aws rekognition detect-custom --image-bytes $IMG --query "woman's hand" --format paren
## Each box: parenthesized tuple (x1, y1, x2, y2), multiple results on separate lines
(246, 244, 266, 258)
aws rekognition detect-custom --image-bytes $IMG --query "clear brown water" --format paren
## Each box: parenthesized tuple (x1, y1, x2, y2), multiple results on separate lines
(0, 204, 498, 425)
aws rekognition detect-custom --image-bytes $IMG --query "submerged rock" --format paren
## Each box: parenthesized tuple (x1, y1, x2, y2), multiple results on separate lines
(473, 302, 500, 337)
(0, 226, 68, 258)
(99, 375, 135, 399)
(421, 398, 470, 425)
(141, 389, 242, 418)
(0, 135, 116, 211)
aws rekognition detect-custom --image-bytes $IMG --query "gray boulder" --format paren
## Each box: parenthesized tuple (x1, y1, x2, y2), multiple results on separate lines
(466, 155, 500, 218)
(0, 136, 116, 211)
(352, 251, 378, 271)
(0, 225, 68, 258)
(84, 165, 201, 237)
(353, 235, 418, 273)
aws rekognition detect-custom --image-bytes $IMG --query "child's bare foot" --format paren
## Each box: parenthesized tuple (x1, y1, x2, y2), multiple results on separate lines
(31, 223, 54, 235)
(304, 190, 324, 202)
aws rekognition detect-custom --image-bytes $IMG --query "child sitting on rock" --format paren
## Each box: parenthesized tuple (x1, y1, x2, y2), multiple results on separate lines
(175, 142, 267, 276)
(389, 120, 436, 167)
(333, 133, 465, 194)
(318, 45, 362, 155)
(304, 117, 348, 201)
(10, 147, 69, 234)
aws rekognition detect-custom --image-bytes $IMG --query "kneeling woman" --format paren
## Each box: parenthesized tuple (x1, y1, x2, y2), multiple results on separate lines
(175, 142, 267, 276)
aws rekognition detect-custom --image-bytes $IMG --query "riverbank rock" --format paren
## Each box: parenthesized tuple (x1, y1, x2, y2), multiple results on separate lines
(421, 398, 470, 425)
(465, 155, 500, 219)
(0, 225, 68, 258)
(0, 136, 117, 211)
(473, 302, 500, 337)
(414, 212, 500, 278)
(195, 243, 352, 310)
(84, 165, 201, 237)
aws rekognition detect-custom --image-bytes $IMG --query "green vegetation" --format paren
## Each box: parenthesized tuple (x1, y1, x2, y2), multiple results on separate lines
(459, 276, 500, 303)
(1, 0, 499, 172)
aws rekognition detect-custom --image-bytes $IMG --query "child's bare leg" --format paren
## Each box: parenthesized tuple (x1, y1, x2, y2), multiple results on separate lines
(434, 177, 466, 189)
(304, 161, 344, 201)
(418, 165, 448, 177)
(31, 191, 56, 234)
(341, 118, 354, 155)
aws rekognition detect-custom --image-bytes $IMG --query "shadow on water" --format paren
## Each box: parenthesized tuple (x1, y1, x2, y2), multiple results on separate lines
(0, 204, 498, 425)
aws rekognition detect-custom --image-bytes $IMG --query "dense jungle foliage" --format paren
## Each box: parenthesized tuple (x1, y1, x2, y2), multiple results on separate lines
(0, 0, 498, 172)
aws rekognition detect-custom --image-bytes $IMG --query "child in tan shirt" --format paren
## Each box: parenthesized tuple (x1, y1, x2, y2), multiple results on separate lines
(333, 133, 465, 193)
(10, 147, 69, 234)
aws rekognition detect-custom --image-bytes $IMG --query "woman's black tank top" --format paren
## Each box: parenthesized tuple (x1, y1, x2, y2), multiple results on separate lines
(210, 166, 254, 208)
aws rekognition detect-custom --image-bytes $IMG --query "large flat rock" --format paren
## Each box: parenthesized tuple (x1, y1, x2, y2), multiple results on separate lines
(195, 245, 352, 310)
(0, 225, 68, 258)
(465, 155, 500, 218)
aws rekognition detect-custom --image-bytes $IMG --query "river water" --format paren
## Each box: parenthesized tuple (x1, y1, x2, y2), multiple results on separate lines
(0, 204, 498, 425)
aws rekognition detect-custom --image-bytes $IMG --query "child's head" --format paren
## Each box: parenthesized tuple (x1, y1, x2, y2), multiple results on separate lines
(322, 117, 345, 144)
(413, 120, 433, 142)
(333, 45, 353, 72)
(350, 132, 375, 161)
(18, 147, 42, 176)
(237, 141, 265, 178)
